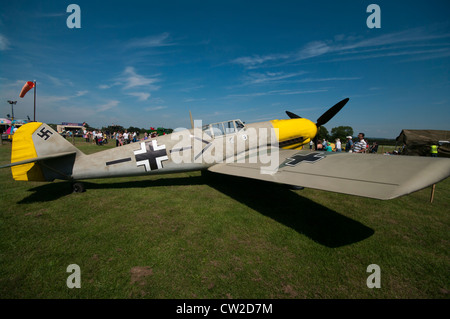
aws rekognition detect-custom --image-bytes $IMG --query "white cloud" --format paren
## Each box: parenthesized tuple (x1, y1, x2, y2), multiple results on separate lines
(40, 95, 70, 103)
(41, 74, 74, 87)
(0, 34, 10, 50)
(121, 67, 160, 90)
(341, 27, 450, 51)
(295, 41, 331, 60)
(231, 26, 450, 68)
(242, 71, 306, 86)
(75, 90, 88, 97)
(278, 89, 328, 95)
(127, 92, 151, 101)
(126, 32, 175, 49)
(98, 67, 160, 92)
(226, 89, 327, 98)
(144, 106, 167, 111)
(184, 97, 206, 102)
(231, 53, 289, 68)
(97, 100, 119, 112)
(1, 79, 27, 87)
(40, 90, 89, 103)
(329, 48, 450, 62)
(47, 75, 64, 86)
(180, 85, 204, 93)
(295, 77, 362, 83)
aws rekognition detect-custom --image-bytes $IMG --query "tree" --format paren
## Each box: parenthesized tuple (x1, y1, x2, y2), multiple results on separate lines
(127, 126, 142, 133)
(330, 126, 354, 142)
(83, 122, 97, 131)
(316, 126, 329, 141)
(103, 125, 124, 133)
(48, 124, 58, 132)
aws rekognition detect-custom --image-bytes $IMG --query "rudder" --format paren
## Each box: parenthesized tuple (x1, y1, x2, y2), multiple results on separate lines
(11, 122, 83, 181)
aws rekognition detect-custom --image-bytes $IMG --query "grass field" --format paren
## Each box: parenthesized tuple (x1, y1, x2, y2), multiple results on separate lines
(0, 139, 449, 299)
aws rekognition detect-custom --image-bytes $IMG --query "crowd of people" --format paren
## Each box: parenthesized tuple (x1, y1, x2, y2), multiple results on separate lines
(112, 130, 138, 147)
(311, 133, 379, 153)
(74, 128, 164, 147)
(112, 130, 162, 146)
(79, 129, 110, 146)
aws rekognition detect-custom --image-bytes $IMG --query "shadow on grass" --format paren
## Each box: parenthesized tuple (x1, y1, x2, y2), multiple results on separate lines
(204, 172, 374, 248)
(18, 173, 374, 247)
(17, 176, 206, 204)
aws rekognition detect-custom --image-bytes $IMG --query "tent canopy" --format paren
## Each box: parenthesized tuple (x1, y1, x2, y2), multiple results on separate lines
(396, 129, 450, 157)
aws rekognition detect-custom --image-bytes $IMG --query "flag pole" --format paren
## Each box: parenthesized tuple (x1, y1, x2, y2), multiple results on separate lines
(33, 80, 36, 122)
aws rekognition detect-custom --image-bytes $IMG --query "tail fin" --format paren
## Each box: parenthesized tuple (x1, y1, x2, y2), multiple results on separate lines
(10, 122, 84, 181)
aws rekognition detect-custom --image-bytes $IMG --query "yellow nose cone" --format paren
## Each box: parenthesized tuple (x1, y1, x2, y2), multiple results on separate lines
(270, 118, 317, 143)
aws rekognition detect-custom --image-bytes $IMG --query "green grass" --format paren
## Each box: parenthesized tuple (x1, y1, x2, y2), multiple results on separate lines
(0, 140, 449, 299)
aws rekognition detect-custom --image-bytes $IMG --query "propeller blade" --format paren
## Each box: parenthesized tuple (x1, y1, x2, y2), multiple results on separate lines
(315, 98, 349, 127)
(286, 111, 302, 119)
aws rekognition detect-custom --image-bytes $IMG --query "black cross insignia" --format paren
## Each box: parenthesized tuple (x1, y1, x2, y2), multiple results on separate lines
(37, 127, 53, 140)
(284, 152, 325, 167)
(134, 140, 168, 171)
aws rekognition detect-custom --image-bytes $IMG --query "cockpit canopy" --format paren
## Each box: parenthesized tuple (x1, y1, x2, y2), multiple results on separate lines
(202, 119, 245, 137)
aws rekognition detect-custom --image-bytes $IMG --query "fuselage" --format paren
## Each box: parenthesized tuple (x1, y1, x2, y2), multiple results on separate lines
(71, 118, 317, 180)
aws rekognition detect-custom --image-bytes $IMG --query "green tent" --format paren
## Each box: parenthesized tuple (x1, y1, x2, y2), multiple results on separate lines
(396, 129, 450, 157)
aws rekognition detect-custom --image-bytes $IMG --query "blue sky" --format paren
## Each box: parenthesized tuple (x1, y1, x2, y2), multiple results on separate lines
(1, 0, 449, 137)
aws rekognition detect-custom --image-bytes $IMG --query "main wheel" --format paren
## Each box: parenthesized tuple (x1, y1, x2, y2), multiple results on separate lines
(287, 185, 304, 190)
(72, 182, 85, 193)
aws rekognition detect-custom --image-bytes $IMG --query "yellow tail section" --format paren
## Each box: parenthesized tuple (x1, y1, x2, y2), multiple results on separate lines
(11, 122, 46, 181)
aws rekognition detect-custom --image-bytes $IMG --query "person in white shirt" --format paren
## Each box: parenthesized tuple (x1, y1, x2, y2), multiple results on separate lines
(353, 133, 367, 153)
(96, 131, 103, 145)
(92, 130, 97, 144)
(335, 138, 342, 152)
(123, 130, 129, 144)
(83, 129, 88, 142)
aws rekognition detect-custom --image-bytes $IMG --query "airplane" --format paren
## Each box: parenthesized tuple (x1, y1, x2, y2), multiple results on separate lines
(1, 98, 449, 200)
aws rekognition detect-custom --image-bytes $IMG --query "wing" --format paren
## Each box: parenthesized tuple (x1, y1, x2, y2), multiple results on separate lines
(208, 148, 450, 200)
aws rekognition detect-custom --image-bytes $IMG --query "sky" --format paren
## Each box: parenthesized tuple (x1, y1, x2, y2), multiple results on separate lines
(0, 0, 449, 138)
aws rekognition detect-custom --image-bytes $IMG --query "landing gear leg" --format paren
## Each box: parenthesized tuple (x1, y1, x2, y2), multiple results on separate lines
(72, 182, 86, 193)
(287, 185, 305, 190)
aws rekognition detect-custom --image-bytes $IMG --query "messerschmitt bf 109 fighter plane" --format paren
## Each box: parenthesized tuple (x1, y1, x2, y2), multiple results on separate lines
(2, 98, 450, 199)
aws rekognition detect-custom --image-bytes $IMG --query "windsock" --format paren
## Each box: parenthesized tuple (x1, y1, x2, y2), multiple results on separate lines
(19, 81, 35, 98)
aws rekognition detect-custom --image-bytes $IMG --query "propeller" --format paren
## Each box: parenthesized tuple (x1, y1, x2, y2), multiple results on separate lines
(315, 98, 349, 127)
(285, 98, 350, 148)
(285, 111, 301, 119)
(285, 98, 349, 128)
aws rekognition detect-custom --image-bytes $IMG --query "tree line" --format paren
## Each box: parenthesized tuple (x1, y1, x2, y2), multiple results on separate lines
(317, 126, 396, 145)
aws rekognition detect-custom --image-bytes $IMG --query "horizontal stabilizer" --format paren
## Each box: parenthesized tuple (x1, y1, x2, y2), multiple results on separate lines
(0, 151, 77, 168)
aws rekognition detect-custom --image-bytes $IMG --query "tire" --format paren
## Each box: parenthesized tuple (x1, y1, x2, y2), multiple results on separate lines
(72, 182, 85, 193)
(287, 185, 305, 190)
